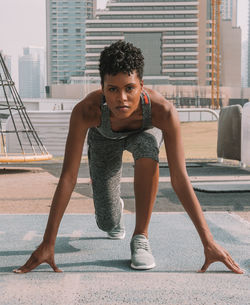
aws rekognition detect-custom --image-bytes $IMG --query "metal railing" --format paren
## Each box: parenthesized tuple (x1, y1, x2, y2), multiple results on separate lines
(177, 108, 219, 122)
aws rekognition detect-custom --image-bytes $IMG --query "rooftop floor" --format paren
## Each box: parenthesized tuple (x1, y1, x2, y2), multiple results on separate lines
(0, 160, 250, 304)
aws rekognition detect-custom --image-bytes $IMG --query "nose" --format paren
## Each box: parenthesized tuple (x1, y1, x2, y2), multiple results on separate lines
(118, 90, 127, 102)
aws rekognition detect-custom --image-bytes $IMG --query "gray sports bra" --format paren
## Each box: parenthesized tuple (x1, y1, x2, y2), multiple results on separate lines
(95, 90, 152, 139)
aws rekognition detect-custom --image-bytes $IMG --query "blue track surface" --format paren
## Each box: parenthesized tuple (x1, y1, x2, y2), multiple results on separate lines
(1, 213, 250, 305)
(0, 213, 249, 273)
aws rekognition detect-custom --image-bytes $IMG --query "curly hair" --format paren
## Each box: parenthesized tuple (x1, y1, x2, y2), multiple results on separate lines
(99, 40, 144, 85)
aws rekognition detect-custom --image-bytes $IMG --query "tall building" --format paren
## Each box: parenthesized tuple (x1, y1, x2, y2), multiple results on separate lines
(248, 0, 250, 87)
(86, 0, 213, 86)
(242, 40, 248, 87)
(220, 20, 241, 87)
(84, 0, 241, 88)
(18, 46, 45, 98)
(46, 0, 96, 87)
(221, 0, 237, 26)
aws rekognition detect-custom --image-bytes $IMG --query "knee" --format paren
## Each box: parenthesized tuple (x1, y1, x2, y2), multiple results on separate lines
(133, 134, 159, 161)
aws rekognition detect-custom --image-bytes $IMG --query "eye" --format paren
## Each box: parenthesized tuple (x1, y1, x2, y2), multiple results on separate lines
(108, 87, 116, 92)
(126, 86, 134, 92)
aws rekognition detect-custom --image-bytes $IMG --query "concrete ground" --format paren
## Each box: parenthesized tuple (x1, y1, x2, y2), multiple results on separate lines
(0, 160, 250, 304)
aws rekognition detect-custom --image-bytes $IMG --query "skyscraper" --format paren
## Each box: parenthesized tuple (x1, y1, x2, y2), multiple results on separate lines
(221, 0, 238, 26)
(18, 47, 45, 98)
(248, 0, 250, 87)
(242, 40, 248, 87)
(46, 0, 96, 87)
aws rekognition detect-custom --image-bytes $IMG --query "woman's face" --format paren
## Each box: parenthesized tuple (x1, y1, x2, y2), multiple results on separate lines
(102, 71, 143, 119)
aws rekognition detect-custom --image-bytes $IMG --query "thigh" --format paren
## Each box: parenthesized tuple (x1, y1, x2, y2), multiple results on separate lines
(87, 128, 124, 230)
(124, 127, 163, 162)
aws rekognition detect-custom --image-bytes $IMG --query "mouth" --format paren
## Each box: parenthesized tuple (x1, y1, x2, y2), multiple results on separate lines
(116, 105, 130, 111)
(116, 105, 129, 108)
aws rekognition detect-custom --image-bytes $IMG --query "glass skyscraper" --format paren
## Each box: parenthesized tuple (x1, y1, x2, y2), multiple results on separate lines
(46, 0, 96, 86)
(18, 47, 45, 98)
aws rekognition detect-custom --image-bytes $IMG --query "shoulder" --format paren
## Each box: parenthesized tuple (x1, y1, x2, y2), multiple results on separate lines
(144, 87, 176, 129)
(71, 90, 102, 128)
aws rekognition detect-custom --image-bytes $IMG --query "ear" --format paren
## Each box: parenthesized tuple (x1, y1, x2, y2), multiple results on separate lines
(140, 79, 144, 89)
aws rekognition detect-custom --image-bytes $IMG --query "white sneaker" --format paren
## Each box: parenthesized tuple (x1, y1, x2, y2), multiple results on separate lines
(130, 234, 156, 270)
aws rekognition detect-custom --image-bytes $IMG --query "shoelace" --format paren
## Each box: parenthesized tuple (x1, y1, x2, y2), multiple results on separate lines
(133, 239, 151, 252)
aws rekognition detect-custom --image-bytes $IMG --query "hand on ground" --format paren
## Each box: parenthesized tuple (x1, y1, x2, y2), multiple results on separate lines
(198, 241, 244, 274)
(13, 242, 62, 274)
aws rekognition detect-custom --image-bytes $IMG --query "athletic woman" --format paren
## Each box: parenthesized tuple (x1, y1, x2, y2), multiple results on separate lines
(14, 41, 243, 273)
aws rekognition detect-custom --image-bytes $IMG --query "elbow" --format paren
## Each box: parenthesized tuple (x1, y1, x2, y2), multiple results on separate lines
(59, 174, 77, 188)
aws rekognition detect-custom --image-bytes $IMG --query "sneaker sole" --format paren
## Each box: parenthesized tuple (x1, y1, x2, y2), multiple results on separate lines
(130, 262, 156, 270)
(107, 231, 126, 240)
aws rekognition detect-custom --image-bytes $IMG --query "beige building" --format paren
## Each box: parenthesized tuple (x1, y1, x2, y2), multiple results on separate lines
(221, 0, 238, 26)
(220, 20, 242, 87)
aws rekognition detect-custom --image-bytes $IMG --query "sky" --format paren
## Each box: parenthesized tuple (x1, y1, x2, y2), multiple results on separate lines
(0, 0, 248, 87)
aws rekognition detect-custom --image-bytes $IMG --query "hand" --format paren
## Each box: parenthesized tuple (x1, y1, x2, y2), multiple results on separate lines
(13, 242, 62, 274)
(198, 241, 244, 274)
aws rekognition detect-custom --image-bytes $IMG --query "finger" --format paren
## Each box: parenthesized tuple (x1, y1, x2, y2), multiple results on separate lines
(13, 260, 41, 274)
(47, 258, 63, 273)
(227, 255, 241, 269)
(223, 253, 242, 270)
(223, 257, 244, 274)
(198, 259, 211, 273)
(13, 254, 42, 274)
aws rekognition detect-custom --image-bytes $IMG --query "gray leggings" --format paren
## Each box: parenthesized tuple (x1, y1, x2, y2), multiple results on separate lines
(87, 127, 163, 232)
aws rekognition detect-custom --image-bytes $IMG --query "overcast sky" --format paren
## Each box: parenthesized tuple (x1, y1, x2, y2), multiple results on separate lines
(0, 0, 248, 87)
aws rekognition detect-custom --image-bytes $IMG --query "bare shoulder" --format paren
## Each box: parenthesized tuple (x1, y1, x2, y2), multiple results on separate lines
(144, 87, 175, 129)
(72, 90, 102, 128)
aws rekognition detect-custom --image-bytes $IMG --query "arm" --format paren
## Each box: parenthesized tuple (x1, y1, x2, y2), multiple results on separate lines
(43, 103, 89, 246)
(150, 91, 243, 274)
(14, 99, 97, 273)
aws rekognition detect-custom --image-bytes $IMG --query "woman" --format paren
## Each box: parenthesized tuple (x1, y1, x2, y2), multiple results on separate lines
(14, 40, 243, 273)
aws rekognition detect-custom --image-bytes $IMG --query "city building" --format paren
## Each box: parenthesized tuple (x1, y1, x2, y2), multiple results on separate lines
(84, 0, 240, 88)
(48, 0, 243, 103)
(46, 0, 96, 89)
(18, 46, 45, 98)
(248, 0, 250, 87)
(220, 20, 241, 87)
(221, 0, 238, 26)
(242, 40, 248, 87)
(85, 0, 202, 86)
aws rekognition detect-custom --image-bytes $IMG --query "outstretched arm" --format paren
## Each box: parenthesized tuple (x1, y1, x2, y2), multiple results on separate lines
(152, 95, 243, 274)
(14, 101, 91, 273)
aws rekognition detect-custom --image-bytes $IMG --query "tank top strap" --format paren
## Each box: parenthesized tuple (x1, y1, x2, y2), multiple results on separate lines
(99, 94, 110, 129)
(141, 90, 152, 128)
